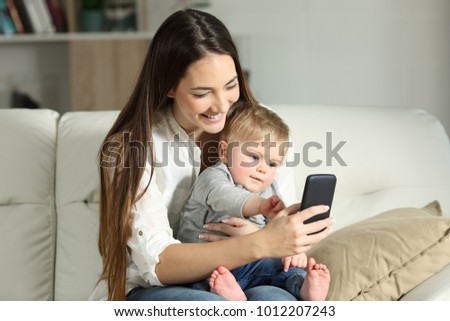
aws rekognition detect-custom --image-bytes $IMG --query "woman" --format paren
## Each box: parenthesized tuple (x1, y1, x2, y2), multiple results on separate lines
(91, 9, 334, 301)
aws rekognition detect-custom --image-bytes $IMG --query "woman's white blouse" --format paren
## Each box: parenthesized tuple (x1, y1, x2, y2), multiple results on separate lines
(89, 109, 298, 300)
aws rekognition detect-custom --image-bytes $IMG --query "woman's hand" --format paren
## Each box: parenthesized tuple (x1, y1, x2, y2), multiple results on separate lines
(199, 217, 260, 242)
(256, 203, 335, 259)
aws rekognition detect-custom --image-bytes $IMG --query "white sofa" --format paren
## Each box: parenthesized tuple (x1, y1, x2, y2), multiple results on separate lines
(0, 105, 449, 301)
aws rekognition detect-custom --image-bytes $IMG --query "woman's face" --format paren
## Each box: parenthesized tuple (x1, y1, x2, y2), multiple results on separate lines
(169, 54, 240, 137)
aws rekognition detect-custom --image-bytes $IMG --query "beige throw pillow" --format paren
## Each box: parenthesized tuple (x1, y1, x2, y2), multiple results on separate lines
(307, 201, 450, 300)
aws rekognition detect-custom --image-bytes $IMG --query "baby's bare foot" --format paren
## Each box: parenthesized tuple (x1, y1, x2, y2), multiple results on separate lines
(299, 257, 330, 301)
(209, 266, 247, 301)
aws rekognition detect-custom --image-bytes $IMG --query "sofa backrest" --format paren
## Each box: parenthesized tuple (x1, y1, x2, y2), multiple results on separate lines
(274, 105, 450, 229)
(0, 109, 59, 300)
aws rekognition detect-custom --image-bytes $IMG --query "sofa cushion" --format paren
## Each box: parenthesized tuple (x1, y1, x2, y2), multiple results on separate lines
(54, 111, 119, 300)
(307, 201, 450, 300)
(0, 109, 59, 300)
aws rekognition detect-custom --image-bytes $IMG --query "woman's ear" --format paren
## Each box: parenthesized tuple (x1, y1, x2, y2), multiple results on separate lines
(218, 140, 228, 164)
(167, 89, 175, 98)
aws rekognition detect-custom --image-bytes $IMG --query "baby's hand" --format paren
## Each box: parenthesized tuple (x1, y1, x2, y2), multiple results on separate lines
(259, 195, 285, 219)
(282, 253, 308, 272)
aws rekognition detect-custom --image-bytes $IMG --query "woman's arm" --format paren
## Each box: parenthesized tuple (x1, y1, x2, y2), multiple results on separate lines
(156, 203, 334, 285)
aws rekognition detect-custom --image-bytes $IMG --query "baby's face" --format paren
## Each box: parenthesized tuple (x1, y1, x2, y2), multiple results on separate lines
(226, 138, 285, 193)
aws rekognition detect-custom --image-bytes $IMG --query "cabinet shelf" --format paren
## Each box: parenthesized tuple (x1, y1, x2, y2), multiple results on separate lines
(0, 31, 154, 43)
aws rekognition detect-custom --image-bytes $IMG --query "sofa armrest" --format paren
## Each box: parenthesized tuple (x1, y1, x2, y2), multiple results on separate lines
(400, 263, 450, 300)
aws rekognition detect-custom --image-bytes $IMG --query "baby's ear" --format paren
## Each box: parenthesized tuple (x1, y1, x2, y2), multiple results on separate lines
(218, 140, 228, 164)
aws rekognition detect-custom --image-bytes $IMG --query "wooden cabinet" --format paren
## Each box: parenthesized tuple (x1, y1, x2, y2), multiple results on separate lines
(69, 37, 149, 111)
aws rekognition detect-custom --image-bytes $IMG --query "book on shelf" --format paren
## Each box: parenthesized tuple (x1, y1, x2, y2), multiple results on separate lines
(0, 0, 16, 34)
(2, 0, 68, 35)
(13, 0, 34, 33)
(1, 0, 147, 36)
(61, 0, 79, 32)
(22, 0, 45, 33)
(6, 0, 25, 33)
(33, 0, 56, 33)
(45, 0, 67, 32)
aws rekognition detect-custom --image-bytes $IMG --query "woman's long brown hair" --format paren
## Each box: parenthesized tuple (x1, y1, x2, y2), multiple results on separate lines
(97, 9, 257, 300)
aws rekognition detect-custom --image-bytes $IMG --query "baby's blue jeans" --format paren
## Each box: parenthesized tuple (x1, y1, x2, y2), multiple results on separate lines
(230, 258, 306, 300)
(185, 258, 306, 300)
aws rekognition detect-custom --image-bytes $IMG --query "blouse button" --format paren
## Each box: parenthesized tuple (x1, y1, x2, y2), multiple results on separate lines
(138, 230, 143, 236)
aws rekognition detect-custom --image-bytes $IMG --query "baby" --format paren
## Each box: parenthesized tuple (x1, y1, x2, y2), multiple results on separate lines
(178, 103, 330, 300)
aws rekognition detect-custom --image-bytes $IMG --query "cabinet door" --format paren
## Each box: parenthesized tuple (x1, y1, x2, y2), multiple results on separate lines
(69, 39, 149, 110)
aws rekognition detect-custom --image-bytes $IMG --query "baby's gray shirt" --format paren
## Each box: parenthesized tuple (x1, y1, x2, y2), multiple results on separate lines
(177, 162, 281, 243)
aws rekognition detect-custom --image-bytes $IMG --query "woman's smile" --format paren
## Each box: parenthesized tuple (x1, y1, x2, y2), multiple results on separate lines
(200, 112, 224, 122)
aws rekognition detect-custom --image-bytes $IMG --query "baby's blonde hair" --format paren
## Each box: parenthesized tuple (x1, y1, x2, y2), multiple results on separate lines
(220, 103, 290, 156)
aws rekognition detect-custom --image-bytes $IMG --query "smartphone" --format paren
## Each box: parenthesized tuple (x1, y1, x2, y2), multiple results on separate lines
(299, 174, 337, 234)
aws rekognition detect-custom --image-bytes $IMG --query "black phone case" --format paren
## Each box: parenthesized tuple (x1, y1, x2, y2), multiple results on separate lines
(300, 174, 336, 231)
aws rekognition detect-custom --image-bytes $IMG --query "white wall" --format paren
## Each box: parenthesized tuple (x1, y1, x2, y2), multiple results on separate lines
(0, 43, 70, 112)
(148, 0, 450, 135)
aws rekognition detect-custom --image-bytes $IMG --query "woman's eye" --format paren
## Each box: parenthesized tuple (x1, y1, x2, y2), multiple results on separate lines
(226, 83, 238, 91)
(251, 154, 259, 161)
(192, 93, 208, 99)
(268, 161, 279, 168)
